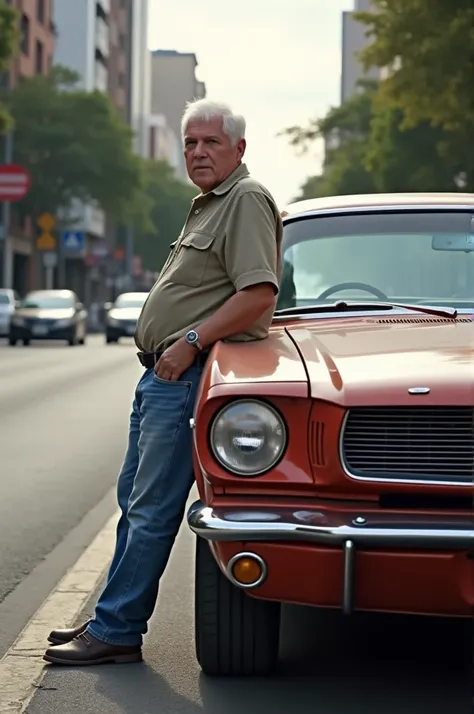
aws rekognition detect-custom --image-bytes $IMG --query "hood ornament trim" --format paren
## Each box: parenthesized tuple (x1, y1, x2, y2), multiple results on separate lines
(408, 387, 430, 395)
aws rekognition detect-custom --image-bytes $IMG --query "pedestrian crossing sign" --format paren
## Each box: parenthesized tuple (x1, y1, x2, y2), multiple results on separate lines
(61, 230, 85, 251)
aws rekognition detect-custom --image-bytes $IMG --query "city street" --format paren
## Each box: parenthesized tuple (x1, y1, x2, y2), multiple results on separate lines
(0, 335, 471, 713)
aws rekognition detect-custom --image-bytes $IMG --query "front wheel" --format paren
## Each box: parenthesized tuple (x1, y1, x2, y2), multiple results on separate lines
(194, 536, 281, 676)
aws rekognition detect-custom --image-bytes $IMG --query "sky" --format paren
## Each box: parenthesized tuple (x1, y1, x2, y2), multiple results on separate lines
(147, 0, 353, 208)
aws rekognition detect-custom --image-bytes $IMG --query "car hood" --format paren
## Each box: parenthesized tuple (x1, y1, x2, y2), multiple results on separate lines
(286, 316, 474, 406)
(14, 308, 75, 319)
(109, 307, 142, 320)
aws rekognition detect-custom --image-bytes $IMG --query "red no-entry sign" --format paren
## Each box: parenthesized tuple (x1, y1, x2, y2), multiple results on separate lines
(0, 163, 31, 202)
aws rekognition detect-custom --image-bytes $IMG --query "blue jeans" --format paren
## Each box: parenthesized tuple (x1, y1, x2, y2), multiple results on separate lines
(86, 364, 202, 646)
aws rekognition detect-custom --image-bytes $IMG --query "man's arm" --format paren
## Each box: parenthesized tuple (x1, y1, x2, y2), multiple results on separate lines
(197, 282, 276, 350)
(156, 190, 281, 380)
(198, 190, 280, 347)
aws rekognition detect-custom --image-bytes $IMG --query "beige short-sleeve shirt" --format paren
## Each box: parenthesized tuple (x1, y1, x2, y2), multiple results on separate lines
(135, 163, 283, 352)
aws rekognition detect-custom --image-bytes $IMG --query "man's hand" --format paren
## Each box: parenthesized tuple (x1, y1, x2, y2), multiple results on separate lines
(154, 338, 198, 381)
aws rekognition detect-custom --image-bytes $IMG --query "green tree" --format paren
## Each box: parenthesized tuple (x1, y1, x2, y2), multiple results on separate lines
(282, 81, 379, 198)
(0, 0, 19, 132)
(133, 160, 196, 271)
(366, 99, 461, 193)
(282, 80, 459, 200)
(355, 0, 474, 186)
(5, 65, 149, 223)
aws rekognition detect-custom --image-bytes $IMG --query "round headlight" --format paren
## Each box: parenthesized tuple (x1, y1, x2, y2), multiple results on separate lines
(209, 400, 287, 476)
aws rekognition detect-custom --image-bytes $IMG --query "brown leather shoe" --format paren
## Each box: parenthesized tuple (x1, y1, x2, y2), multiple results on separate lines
(43, 631, 142, 666)
(47, 620, 92, 645)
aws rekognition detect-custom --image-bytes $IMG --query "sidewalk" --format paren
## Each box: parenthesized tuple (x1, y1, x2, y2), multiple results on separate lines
(26, 522, 205, 714)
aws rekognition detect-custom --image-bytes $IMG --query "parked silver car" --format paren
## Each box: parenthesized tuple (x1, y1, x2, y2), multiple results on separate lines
(9, 289, 88, 346)
(0, 288, 19, 337)
(104, 292, 148, 343)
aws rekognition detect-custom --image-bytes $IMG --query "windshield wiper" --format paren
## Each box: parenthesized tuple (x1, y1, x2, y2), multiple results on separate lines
(274, 301, 458, 319)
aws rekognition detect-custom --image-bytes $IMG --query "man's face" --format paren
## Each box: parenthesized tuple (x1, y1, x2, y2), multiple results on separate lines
(184, 117, 246, 192)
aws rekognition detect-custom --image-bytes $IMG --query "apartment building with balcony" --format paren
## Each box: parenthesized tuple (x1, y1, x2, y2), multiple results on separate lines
(0, 0, 55, 293)
(53, 0, 150, 302)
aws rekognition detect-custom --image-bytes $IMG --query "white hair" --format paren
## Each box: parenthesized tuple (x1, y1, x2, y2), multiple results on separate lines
(181, 99, 246, 146)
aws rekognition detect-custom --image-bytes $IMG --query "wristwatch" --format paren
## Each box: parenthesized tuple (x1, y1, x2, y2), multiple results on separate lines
(184, 329, 202, 351)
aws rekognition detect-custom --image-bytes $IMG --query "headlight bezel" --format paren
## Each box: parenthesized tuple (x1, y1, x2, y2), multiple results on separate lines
(208, 398, 288, 477)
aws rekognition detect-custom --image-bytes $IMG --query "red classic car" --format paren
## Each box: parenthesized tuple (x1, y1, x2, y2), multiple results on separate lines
(187, 192, 474, 677)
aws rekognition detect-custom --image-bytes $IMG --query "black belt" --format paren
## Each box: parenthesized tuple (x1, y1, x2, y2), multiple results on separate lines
(137, 350, 209, 369)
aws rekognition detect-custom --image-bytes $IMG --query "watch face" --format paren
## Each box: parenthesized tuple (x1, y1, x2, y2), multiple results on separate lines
(186, 330, 198, 344)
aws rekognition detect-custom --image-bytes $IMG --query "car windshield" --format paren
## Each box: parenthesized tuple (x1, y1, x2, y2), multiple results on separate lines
(277, 210, 474, 311)
(0, 292, 10, 305)
(20, 292, 74, 309)
(114, 294, 147, 308)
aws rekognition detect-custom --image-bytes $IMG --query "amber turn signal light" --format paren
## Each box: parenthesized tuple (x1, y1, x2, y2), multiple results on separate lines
(227, 552, 267, 588)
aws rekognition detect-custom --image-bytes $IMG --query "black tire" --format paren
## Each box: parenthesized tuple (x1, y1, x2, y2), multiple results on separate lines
(106, 335, 118, 344)
(23, 339, 30, 346)
(194, 536, 281, 677)
(8, 338, 17, 346)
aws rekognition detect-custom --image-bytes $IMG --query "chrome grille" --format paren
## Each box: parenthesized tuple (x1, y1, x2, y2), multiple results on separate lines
(341, 407, 474, 484)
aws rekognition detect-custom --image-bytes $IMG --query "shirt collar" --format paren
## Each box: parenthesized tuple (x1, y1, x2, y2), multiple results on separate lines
(193, 163, 250, 203)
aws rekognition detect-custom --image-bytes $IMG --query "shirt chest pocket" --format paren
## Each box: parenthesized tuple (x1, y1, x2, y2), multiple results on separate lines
(169, 231, 217, 287)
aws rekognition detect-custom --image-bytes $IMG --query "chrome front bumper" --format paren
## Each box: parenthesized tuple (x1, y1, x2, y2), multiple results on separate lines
(187, 500, 474, 614)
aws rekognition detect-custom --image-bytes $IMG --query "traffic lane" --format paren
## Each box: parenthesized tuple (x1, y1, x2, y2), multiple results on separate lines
(30, 511, 472, 714)
(0, 335, 141, 606)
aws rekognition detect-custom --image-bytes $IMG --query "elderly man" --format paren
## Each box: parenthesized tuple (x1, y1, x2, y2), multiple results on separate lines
(43, 99, 283, 666)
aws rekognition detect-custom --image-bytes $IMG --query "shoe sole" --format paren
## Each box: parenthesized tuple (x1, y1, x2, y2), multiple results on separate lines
(43, 652, 143, 665)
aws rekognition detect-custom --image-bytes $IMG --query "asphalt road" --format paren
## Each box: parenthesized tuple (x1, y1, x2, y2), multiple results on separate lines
(30, 522, 472, 714)
(0, 335, 472, 712)
(0, 334, 142, 654)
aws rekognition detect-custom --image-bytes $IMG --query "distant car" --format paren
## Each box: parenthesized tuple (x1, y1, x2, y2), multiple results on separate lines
(186, 191, 474, 677)
(9, 289, 87, 346)
(104, 291, 148, 343)
(0, 288, 19, 337)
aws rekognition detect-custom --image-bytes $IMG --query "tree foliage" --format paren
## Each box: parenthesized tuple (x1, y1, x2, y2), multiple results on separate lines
(0, 0, 20, 132)
(355, 0, 474, 132)
(5, 65, 149, 223)
(283, 0, 474, 199)
(283, 79, 464, 200)
(133, 160, 196, 271)
(355, 0, 474, 185)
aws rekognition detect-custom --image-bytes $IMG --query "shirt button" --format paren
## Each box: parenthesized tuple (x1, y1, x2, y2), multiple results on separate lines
(194, 209, 201, 214)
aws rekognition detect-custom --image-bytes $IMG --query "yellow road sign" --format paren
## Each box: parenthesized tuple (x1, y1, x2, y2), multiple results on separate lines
(37, 232, 56, 250)
(37, 212, 56, 231)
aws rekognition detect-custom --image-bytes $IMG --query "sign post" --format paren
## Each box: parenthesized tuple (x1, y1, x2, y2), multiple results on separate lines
(36, 213, 57, 289)
(0, 147, 31, 288)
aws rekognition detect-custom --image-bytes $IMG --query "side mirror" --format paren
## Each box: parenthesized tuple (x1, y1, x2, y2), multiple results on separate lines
(76, 302, 84, 311)
(104, 302, 113, 311)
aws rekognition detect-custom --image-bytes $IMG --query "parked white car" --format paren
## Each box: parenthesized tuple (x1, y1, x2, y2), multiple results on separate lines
(0, 288, 19, 337)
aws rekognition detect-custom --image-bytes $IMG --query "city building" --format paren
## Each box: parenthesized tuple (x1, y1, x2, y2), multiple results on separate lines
(128, 0, 151, 158)
(0, 0, 55, 294)
(341, 0, 380, 103)
(150, 50, 206, 181)
(148, 113, 181, 172)
(53, 0, 150, 303)
(323, 0, 380, 162)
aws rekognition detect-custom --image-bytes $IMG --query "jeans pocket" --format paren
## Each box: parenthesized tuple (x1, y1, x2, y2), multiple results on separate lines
(152, 373, 193, 388)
